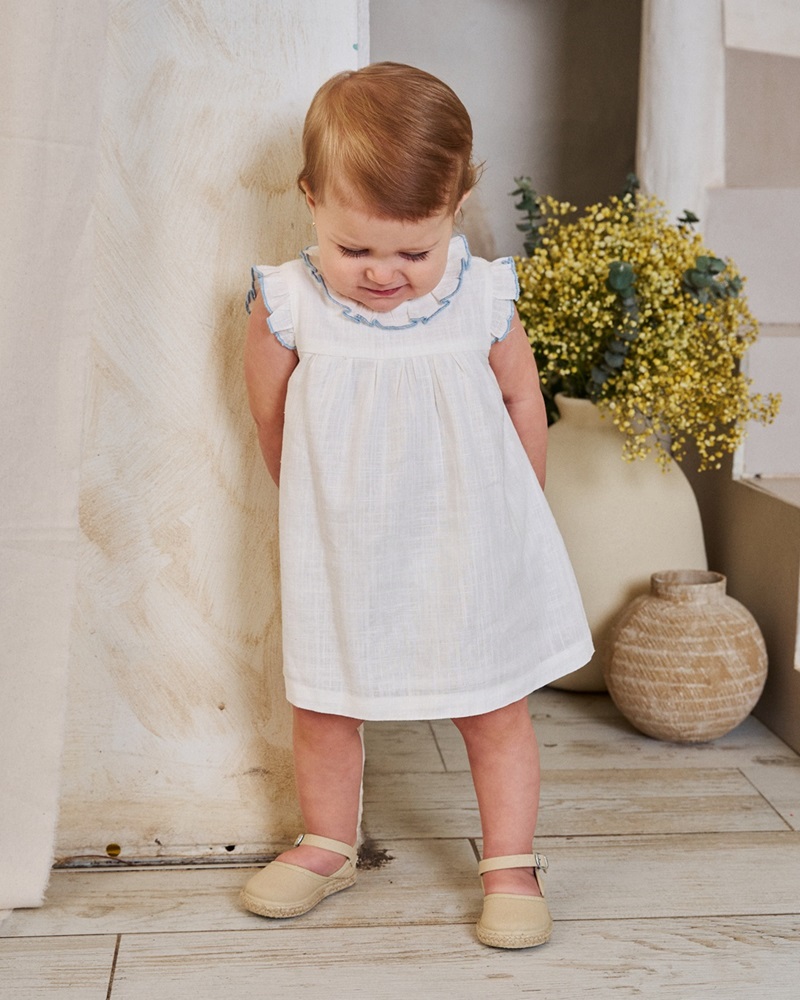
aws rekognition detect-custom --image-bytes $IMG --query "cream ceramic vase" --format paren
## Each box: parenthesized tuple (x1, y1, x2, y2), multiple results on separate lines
(605, 571, 768, 743)
(543, 395, 707, 691)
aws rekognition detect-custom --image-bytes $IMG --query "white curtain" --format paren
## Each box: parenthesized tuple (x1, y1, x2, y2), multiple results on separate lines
(0, 0, 109, 911)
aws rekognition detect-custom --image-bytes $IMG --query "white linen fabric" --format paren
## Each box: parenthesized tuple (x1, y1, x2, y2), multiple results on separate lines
(0, 0, 108, 913)
(251, 236, 593, 720)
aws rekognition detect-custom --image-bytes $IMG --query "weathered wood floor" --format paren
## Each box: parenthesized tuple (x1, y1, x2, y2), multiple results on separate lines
(2, 688, 799, 998)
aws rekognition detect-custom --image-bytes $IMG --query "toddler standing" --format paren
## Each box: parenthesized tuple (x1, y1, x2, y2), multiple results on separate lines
(242, 62, 592, 949)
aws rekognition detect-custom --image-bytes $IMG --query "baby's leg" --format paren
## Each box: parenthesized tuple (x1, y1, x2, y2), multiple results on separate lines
(275, 706, 364, 875)
(452, 697, 542, 896)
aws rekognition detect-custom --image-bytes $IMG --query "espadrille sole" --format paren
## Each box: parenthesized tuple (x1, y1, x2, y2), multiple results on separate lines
(240, 865, 357, 918)
(476, 912, 553, 949)
(240, 833, 358, 919)
(476, 852, 552, 949)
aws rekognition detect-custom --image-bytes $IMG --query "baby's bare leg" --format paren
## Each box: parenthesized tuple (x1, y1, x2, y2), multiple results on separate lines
(275, 706, 364, 875)
(452, 697, 542, 896)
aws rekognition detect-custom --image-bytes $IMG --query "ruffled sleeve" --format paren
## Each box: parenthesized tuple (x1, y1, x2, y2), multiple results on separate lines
(245, 265, 296, 350)
(489, 256, 521, 344)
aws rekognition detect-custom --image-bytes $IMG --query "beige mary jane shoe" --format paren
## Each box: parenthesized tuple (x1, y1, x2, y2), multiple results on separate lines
(476, 852, 553, 949)
(240, 833, 358, 918)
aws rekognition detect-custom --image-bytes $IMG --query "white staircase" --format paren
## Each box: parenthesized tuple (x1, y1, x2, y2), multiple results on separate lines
(697, 16, 800, 750)
(705, 188, 800, 483)
(713, 4, 800, 484)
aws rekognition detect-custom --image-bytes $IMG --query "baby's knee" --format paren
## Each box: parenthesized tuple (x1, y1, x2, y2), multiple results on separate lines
(451, 697, 531, 740)
(292, 705, 364, 735)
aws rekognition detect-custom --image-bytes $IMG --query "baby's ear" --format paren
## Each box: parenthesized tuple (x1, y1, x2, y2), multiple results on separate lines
(300, 182, 317, 214)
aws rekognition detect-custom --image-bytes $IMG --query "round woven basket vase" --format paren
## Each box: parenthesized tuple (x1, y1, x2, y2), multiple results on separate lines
(604, 570, 768, 743)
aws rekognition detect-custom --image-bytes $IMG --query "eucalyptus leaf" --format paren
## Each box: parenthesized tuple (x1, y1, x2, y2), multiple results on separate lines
(687, 269, 713, 288)
(607, 333, 628, 349)
(607, 267, 635, 292)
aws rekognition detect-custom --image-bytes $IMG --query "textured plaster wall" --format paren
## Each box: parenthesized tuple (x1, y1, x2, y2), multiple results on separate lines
(56, 0, 362, 858)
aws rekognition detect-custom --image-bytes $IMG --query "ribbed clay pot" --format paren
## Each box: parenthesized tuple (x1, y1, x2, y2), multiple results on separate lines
(605, 570, 768, 743)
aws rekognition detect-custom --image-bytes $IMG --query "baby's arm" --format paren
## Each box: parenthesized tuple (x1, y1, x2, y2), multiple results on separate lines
(489, 310, 548, 489)
(244, 286, 299, 486)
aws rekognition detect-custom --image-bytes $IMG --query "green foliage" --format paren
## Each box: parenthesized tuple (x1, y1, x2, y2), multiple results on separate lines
(510, 177, 546, 255)
(590, 261, 640, 399)
(682, 255, 743, 304)
(510, 176, 781, 468)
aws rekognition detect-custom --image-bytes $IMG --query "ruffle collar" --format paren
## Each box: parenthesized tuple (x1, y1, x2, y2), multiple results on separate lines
(299, 234, 471, 330)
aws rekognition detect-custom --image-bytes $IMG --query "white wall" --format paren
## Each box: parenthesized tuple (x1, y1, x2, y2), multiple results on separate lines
(371, 0, 641, 258)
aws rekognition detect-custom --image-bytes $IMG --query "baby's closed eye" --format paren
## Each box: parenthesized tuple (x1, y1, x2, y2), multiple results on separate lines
(336, 246, 430, 262)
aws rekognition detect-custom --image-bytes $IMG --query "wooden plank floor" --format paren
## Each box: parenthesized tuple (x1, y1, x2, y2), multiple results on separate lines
(2, 689, 799, 998)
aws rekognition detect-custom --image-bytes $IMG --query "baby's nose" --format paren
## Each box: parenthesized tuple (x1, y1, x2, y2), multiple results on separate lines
(365, 261, 398, 285)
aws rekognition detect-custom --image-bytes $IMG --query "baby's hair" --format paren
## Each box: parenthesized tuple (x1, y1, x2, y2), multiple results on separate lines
(298, 62, 482, 221)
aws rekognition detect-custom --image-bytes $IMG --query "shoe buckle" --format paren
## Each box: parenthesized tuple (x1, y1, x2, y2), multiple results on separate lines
(294, 833, 305, 847)
(533, 852, 549, 873)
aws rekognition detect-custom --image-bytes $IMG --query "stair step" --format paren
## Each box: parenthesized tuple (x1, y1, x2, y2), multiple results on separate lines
(740, 325, 800, 478)
(726, 49, 800, 187)
(724, 0, 800, 60)
(705, 187, 800, 325)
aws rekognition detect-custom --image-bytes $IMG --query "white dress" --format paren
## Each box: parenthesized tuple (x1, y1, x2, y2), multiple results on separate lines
(250, 235, 592, 720)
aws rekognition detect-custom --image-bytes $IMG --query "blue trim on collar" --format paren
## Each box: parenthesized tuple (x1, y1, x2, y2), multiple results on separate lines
(299, 234, 471, 331)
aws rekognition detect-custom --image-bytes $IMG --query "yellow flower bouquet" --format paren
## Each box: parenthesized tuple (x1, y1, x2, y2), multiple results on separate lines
(511, 176, 780, 469)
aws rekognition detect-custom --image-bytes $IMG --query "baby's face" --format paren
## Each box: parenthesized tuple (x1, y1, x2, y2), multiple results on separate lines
(307, 194, 456, 313)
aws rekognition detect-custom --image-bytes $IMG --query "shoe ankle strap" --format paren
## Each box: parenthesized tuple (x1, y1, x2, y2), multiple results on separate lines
(478, 852, 548, 876)
(294, 833, 358, 866)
